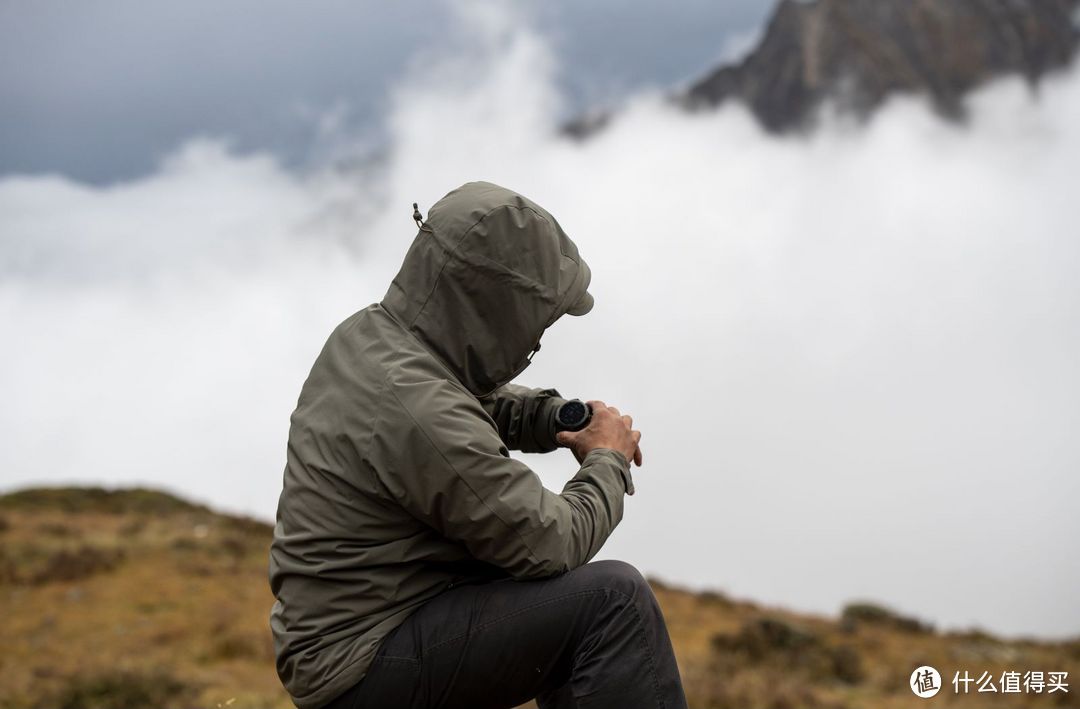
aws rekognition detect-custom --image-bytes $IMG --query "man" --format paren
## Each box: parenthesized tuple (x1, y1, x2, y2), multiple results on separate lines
(269, 181, 688, 709)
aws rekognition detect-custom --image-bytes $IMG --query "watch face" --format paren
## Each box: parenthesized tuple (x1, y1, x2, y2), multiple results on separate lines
(558, 400, 589, 430)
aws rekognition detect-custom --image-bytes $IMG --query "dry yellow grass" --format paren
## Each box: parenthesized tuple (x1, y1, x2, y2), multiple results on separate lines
(0, 489, 290, 709)
(1, 487, 1076, 709)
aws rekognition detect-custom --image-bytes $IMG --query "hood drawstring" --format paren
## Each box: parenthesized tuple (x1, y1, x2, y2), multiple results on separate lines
(412, 202, 426, 229)
(526, 341, 542, 363)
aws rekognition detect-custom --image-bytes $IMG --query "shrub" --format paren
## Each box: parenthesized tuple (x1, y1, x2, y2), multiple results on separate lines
(38, 522, 75, 537)
(46, 669, 194, 709)
(699, 589, 734, 607)
(830, 644, 864, 685)
(711, 617, 864, 685)
(0, 549, 18, 584)
(222, 514, 272, 538)
(208, 633, 263, 661)
(712, 617, 821, 660)
(29, 545, 125, 585)
(118, 517, 148, 537)
(841, 601, 933, 633)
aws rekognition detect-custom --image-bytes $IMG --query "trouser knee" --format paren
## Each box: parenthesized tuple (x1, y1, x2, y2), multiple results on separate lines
(580, 559, 654, 603)
(562, 560, 666, 648)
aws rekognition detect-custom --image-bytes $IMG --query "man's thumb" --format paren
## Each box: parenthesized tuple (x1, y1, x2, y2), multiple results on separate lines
(555, 431, 576, 448)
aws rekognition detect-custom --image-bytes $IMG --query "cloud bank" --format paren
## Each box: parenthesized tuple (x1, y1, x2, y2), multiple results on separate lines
(2, 4, 1078, 638)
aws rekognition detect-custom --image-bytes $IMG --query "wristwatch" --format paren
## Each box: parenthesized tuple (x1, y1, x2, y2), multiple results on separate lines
(554, 399, 592, 432)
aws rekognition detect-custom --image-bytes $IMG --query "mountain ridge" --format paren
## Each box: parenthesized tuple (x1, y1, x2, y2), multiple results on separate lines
(566, 0, 1080, 137)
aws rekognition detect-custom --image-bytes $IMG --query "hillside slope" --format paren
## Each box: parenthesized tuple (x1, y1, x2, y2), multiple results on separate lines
(1, 487, 1076, 709)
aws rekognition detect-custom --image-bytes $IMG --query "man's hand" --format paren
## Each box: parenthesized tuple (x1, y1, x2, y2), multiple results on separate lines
(556, 400, 643, 467)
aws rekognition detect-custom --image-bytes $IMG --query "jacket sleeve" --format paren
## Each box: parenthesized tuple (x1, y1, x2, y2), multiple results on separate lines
(479, 383, 565, 453)
(373, 377, 633, 580)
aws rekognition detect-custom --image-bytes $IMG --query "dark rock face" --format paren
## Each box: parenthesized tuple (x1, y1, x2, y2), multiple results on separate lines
(682, 0, 1079, 131)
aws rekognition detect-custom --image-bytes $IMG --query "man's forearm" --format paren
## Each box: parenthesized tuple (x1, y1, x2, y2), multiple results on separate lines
(481, 383, 567, 453)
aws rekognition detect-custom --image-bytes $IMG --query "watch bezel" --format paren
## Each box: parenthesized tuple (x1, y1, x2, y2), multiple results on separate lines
(556, 399, 592, 432)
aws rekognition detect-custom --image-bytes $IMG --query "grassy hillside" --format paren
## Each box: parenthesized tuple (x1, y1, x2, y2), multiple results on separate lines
(0, 486, 1075, 709)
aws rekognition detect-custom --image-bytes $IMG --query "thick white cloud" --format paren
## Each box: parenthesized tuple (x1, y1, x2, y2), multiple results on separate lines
(2, 4, 1078, 638)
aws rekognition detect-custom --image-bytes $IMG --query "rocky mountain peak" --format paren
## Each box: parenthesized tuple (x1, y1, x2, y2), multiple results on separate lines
(681, 0, 1080, 131)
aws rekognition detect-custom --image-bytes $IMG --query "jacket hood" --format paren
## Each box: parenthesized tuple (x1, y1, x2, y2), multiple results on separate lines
(381, 181, 592, 396)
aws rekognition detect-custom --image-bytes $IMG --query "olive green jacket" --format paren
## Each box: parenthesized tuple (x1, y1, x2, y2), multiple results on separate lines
(268, 182, 634, 709)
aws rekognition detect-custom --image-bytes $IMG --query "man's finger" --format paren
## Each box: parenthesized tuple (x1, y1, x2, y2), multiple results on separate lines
(555, 430, 577, 447)
(608, 406, 621, 418)
(633, 446, 643, 467)
(621, 414, 633, 429)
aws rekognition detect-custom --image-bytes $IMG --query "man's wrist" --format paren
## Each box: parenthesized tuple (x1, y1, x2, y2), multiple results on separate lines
(540, 393, 569, 451)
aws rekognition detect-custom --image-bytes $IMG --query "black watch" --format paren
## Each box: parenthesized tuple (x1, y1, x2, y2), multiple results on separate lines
(555, 399, 592, 432)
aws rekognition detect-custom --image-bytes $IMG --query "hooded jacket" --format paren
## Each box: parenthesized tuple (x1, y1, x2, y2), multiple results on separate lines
(268, 181, 634, 709)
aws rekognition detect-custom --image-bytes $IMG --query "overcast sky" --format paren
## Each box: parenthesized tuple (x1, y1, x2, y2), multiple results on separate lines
(0, 0, 768, 183)
(1, 1, 1078, 640)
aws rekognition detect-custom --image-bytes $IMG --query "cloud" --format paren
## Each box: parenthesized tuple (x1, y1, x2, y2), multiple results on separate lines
(2, 3, 1078, 638)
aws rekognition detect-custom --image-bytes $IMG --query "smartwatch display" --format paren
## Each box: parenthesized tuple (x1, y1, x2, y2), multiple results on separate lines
(555, 399, 592, 432)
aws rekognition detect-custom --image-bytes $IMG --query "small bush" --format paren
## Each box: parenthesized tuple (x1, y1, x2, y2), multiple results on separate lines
(699, 589, 734, 607)
(712, 617, 821, 660)
(841, 601, 933, 633)
(208, 633, 261, 661)
(171, 536, 200, 551)
(118, 517, 148, 537)
(46, 669, 194, 709)
(30, 545, 125, 585)
(222, 514, 272, 538)
(0, 550, 18, 584)
(711, 617, 864, 685)
(38, 522, 75, 537)
(218, 535, 250, 560)
(830, 644, 864, 685)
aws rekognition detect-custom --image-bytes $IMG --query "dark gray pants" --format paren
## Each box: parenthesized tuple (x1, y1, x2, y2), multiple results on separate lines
(322, 560, 689, 709)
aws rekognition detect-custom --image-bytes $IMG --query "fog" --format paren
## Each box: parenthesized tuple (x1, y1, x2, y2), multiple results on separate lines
(2, 5, 1078, 638)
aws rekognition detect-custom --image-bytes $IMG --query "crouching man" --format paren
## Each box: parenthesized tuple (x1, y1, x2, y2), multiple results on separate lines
(269, 181, 688, 709)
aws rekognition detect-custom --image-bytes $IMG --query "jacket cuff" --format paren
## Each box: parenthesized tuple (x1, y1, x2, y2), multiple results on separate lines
(537, 392, 568, 452)
(583, 448, 635, 496)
